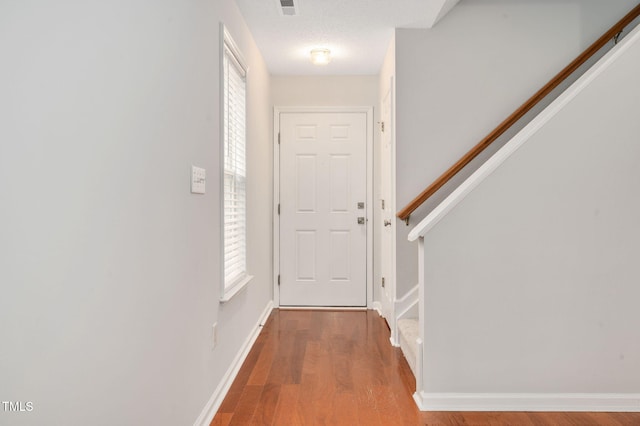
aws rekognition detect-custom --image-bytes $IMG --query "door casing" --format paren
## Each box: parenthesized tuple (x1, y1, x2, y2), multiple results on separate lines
(273, 106, 374, 308)
(380, 84, 397, 323)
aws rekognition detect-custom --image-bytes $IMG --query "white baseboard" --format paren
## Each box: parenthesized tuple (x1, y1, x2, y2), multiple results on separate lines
(193, 300, 274, 426)
(279, 306, 366, 311)
(413, 392, 640, 412)
(389, 335, 399, 347)
(370, 301, 399, 346)
(371, 301, 383, 316)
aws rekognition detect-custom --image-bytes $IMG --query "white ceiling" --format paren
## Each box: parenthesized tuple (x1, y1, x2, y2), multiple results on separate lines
(234, 0, 460, 75)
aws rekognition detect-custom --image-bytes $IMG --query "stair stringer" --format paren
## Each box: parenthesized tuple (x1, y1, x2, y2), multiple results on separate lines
(390, 284, 419, 347)
(410, 21, 640, 412)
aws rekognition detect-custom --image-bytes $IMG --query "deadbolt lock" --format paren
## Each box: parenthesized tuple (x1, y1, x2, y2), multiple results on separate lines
(357, 202, 365, 209)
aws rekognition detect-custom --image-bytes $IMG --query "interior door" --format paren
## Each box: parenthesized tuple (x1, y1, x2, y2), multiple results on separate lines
(279, 111, 367, 307)
(380, 89, 394, 319)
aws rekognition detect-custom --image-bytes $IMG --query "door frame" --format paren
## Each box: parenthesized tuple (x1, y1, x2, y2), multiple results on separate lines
(380, 82, 397, 323)
(273, 106, 374, 308)
(379, 78, 400, 344)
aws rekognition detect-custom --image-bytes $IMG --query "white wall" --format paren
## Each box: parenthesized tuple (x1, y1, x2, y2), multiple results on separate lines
(393, 0, 639, 299)
(0, 1, 272, 425)
(420, 21, 640, 398)
(272, 75, 378, 107)
(271, 75, 380, 302)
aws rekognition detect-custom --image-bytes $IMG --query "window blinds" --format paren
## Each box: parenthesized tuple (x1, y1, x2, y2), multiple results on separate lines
(223, 42, 247, 288)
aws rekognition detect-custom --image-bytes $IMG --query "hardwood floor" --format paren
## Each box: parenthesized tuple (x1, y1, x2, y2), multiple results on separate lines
(212, 309, 640, 425)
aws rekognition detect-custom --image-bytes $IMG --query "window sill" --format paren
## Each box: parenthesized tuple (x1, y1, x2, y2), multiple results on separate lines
(220, 275, 253, 303)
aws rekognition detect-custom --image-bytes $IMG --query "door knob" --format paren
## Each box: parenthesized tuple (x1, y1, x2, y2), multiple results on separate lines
(384, 220, 392, 227)
(357, 217, 365, 225)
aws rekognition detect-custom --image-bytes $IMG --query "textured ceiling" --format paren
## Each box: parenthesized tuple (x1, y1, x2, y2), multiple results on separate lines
(234, 0, 460, 75)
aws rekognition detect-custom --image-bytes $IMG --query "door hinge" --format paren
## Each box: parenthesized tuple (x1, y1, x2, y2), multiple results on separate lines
(381, 121, 385, 132)
(381, 199, 385, 210)
(382, 277, 385, 288)
(277, 203, 280, 215)
(277, 275, 280, 286)
(278, 133, 281, 144)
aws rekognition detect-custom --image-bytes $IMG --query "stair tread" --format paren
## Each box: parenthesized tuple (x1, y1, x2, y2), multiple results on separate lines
(397, 318, 419, 375)
(397, 318, 419, 338)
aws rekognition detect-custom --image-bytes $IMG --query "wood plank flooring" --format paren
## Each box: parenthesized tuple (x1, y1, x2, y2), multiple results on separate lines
(212, 309, 640, 425)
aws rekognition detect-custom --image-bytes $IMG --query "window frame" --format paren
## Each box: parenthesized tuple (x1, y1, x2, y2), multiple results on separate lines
(220, 24, 252, 302)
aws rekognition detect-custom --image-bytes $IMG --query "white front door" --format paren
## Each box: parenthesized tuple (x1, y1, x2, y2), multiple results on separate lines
(279, 111, 367, 307)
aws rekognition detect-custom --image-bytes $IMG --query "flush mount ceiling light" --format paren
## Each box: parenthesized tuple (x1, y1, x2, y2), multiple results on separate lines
(310, 48, 331, 65)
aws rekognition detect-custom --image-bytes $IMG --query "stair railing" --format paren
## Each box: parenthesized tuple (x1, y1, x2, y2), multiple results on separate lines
(397, 3, 640, 223)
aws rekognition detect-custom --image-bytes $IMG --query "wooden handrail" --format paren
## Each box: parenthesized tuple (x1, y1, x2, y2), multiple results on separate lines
(397, 3, 640, 222)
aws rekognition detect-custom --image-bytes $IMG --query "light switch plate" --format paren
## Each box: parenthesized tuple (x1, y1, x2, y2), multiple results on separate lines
(191, 166, 206, 194)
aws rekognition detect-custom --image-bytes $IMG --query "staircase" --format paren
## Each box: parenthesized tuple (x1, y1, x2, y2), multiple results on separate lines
(390, 284, 419, 374)
(394, 5, 640, 412)
(397, 318, 419, 374)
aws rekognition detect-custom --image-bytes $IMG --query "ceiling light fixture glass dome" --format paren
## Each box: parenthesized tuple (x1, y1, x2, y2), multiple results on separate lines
(310, 48, 331, 65)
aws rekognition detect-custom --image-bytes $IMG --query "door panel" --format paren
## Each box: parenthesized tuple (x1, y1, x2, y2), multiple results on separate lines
(280, 112, 367, 307)
(381, 89, 395, 319)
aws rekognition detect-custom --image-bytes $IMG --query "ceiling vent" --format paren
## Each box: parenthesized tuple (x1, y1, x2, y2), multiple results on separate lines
(277, 0, 298, 16)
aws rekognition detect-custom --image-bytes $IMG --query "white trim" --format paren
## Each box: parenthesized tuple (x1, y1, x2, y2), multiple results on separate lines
(278, 306, 367, 311)
(219, 275, 253, 303)
(371, 301, 383, 316)
(391, 284, 419, 347)
(413, 392, 640, 412)
(408, 21, 640, 242)
(273, 106, 375, 309)
(220, 23, 250, 302)
(395, 284, 419, 318)
(379, 79, 397, 338)
(414, 337, 424, 402)
(416, 239, 425, 393)
(272, 107, 281, 308)
(365, 107, 374, 309)
(388, 77, 397, 322)
(193, 301, 273, 426)
(221, 25, 247, 73)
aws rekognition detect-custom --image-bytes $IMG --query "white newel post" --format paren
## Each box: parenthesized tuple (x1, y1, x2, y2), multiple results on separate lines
(413, 236, 426, 408)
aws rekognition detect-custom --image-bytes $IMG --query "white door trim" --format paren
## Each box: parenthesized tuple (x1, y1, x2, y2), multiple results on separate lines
(381, 77, 398, 341)
(273, 106, 374, 308)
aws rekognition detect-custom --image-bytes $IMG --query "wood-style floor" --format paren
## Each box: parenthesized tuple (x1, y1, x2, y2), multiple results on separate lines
(212, 309, 640, 425)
